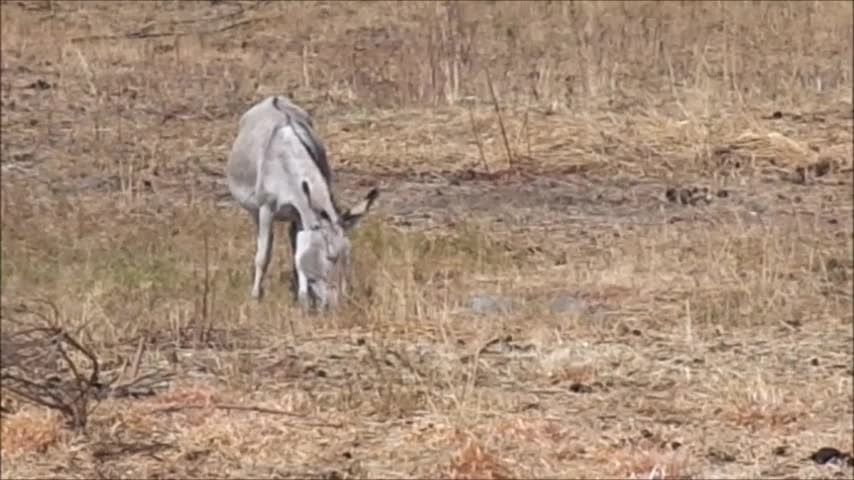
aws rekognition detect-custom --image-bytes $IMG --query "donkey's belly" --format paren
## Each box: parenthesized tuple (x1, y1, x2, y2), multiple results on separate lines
(273, 203, 301, 223)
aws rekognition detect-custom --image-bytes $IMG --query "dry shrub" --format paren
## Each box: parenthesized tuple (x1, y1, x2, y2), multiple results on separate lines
(722, 379, 808, 432)
(546, 364, 596, 386)
(443, 432, 514, 480)
(712, 130, 818, 173)
(708, 127, 852, 182)
(611, 445, 693, 480)
(1, 318, 104, 431)
(146, 381, 244, 412)
(492, 417, 569, 450)
(0, 407, 66, 460)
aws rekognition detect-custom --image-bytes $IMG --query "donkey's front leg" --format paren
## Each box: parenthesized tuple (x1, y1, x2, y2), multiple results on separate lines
(285, 221, 302, 296)
(292, 227, 315, 311)
(251, 204, 274, 300)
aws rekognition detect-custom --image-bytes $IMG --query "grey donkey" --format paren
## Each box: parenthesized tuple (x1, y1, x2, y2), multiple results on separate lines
(226, 95, 379, 310)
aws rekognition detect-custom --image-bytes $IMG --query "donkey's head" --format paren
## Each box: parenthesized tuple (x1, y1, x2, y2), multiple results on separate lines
(296, 182, 379, 311)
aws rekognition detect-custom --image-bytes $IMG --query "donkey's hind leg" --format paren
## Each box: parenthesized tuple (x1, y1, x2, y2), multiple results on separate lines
(251, 204, 274, 300)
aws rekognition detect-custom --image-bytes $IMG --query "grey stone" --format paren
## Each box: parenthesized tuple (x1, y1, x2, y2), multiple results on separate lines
(468, 294, 514, 315)
(549, 293, 588, 315)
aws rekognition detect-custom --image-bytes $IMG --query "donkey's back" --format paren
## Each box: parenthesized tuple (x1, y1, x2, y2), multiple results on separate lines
(226, 96, 331, 215)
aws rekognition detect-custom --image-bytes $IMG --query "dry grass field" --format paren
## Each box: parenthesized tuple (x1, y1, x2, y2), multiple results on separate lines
(1, 1, 853, 478)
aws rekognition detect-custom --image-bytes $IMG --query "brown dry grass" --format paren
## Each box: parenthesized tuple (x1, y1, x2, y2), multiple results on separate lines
(1, 1, 852, 479)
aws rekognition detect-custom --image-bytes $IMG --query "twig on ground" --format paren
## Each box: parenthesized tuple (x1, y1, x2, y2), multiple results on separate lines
(107, 370, 175, 399)
(91, 440, 175, 461)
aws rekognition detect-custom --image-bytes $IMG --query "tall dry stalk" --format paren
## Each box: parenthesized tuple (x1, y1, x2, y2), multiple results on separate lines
(484, 67, 514, 169)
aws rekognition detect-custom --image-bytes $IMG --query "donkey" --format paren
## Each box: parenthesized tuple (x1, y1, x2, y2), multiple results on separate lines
(226, 95, 378, 310)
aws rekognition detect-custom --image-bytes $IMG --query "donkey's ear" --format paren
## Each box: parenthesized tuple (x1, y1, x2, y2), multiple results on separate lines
(341, 188, 379, 231)
(302, 180, 320, 212)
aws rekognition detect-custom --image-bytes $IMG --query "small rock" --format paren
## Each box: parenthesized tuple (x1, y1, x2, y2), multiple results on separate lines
(549, 294, 588, 315)
(25, 79, 52, 90)
(323, 470, 344, 480)
(665, 187, 678, 203)
(708, 448, 736, 463)
(773, 445, 789, 456)
(568, 382, 593, 394)
(468, 294, 513, 315)
(666, 186, 713, 206)
(809, 447, 852, 466)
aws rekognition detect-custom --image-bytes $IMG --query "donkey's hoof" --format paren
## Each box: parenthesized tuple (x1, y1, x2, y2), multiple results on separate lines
(251, 287, 264, 301)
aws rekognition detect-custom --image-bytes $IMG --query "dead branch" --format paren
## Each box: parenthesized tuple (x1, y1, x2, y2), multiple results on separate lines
(1, 301, 173, 429)
(91, 440, 174, 461)
(466, 102, 489, 173)
(1, 324, 104, 430)
(69, 13, 288, 44)
(106, 370, 175, 399)
(484, 67, 514, 169)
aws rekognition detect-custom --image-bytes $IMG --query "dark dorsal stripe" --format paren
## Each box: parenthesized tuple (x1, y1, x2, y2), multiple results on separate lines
(273, 96, 344, 219)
